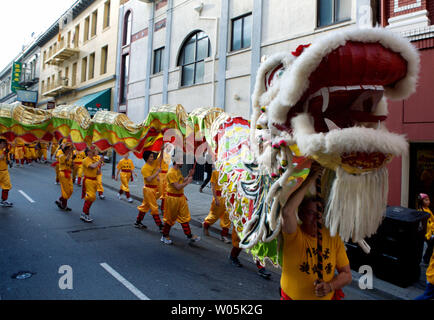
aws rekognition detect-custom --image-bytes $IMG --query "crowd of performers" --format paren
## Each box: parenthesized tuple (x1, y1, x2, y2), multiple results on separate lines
(0, 137, 432, 300)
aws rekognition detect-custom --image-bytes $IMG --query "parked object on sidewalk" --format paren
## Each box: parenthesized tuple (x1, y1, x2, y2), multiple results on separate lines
(369, 206, 429, 288)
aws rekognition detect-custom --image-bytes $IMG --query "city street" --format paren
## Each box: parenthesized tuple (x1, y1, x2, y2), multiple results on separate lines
(0, 162, 417, 300)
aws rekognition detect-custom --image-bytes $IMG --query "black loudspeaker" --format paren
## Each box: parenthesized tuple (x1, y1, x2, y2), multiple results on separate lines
(369, 206, 429, 288)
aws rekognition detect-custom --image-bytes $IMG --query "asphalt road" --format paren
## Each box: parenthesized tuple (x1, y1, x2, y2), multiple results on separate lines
(0, 162, 398, 301)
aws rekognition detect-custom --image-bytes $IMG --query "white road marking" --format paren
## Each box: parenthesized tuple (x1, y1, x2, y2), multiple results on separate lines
(100, 262, 150, 300)
(18, 190, 35, 203)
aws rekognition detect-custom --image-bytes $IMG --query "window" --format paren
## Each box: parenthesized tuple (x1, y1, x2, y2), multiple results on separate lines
(42, 51, 47, 70)
(122, 11, 132, 46)
(103, 1, 111, 28)
(74, 25, 80, 48)
(91, 10, 98, 37)
(101, 45, 108, 75)
(72, 62, 77, 86)
(41, 80, 45, 93)
(317, 0, 351, 27)
(84, 16, 90, 42)
(231, 13, 252, 51)
(81, 57, 87, 83)
(178, 31, 210, 86)
(65, 67, 69, 85)
(120, 54, 129, 103)
(88, 52, 95, 80)
(153, 47, 164, 74)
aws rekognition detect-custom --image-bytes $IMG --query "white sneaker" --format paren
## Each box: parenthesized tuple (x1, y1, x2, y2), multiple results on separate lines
(161, 235, 173, 245)
(220, 236, 231, 244)
(99, 194, 105, 200)
(117, 193, 122, 200)
(189, 235, 201, 243)
(1, 200, 13, 207)
(127, 197, 133, 203)
(80, 214, 93, 223)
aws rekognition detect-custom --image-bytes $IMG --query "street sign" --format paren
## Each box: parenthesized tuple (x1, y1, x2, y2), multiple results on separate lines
(16, 89, 38, 103)
(47, 101, 56, 109)
(10, 62, 23, 93)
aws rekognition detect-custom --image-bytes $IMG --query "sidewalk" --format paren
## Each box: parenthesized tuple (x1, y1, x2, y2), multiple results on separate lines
(100, 162, 427, 300)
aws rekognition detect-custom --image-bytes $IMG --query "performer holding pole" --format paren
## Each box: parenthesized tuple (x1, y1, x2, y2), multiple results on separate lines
(81, 146, 104, 223)
(161, 156, 200, 245)
(116, 152, 137, 203)
(55, 143, 74, 211)
(158, 144, 171, 213)
(0, 139, 13, 207)
(135, 151, 163, 230)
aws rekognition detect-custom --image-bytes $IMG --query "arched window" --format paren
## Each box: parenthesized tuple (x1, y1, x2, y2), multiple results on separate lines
(122, 11, 132, 46)
(178, 31, 210, 86)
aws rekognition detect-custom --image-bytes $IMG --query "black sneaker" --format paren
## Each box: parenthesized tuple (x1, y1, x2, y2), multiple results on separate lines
(229, 256, 243, 267)
(64, 207, 72, 212)
(258, 268, 271, 279)
(55, 200, 63, 209)
(134, 221, 147, 229)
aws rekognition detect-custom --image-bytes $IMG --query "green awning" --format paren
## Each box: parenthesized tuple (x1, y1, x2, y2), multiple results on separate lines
(74, 88, 111, 116)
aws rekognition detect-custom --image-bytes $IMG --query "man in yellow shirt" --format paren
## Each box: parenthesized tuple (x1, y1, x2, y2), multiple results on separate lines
(280, 162, 352, 300)
(73, 149, 86, 186)
(0, 139, 13, 207)
(14, 139, 25, 167)
(116, 152, 137, 203)
(135, 151, 163, 230)
(158, 148, 171, 213)
(55, 143, 74, 211)
(39, 142, 49, 163)
(81, 146, 104, 222)
(203, 169, 231, 243)
(161, 158, 200, 245)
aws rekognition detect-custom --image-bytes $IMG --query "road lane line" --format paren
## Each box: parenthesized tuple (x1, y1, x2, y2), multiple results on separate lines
(18, 190, 35, 203)
(100, 262, 150, 300)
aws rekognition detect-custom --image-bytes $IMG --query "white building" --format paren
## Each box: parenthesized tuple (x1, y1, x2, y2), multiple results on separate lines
(117, 0, 379, 122)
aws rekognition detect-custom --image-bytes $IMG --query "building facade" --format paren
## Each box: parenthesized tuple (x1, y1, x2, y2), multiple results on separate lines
(383, 0, 434, 208)
(38, 0, 120, 116)
(118, 0, 382, 122)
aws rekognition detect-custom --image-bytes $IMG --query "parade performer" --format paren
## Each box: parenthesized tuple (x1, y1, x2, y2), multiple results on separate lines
(73, 149, 86, 186)
(0, 139, 13, 207)
(39, 142, 49, 163)
(24, 143, 32, 165)
(53, 140, 65, 185)
(161, 157, 200, 245)
(135, 151, 163, 230)
(55, 143, 74, 211)
(417, 193, 434, 264)
(50, 139, 58, 161)
(9, 142, 15, 165)
(29, 142, 38, 163)
(81, 146, 104, 222)
(415, 252, 434, 300)
(95, 154, 105, 200)
(14, 138, 25, 167)
(203, 168, 231, 243)
(229, 226, 272, 279)
(158, 146, 171, 212)
(116, 152, 137, 203)
(279, 162, 352, 300)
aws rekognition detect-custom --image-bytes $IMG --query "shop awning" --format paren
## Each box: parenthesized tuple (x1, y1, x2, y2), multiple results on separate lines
(74, 88, 111, 116)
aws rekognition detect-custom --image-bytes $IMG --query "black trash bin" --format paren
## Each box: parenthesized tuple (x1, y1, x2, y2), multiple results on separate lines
(370, 206, 429, 288)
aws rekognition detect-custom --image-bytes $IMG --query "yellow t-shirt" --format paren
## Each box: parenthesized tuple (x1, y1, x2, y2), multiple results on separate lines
(166, 167, 185, 195)
(0, 149, 8, 170)
(422, 208, 434, 240)
(73, 150, 86, 163)
(281, 225, 350, 300)
(141, 162, 159, 186)
(58, 153, 73, 171)
(117, 158, 135, 171)
(210, 170, 221, 192)
(82, 156, 99, 178)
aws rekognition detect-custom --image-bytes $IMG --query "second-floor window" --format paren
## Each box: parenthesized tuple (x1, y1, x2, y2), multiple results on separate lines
(123, 11, 132, 46)
(153, 47, 164, 74)
(178, 31, 210, 86)
(231, 13, 252, 51)
(317, 0, 351, 27)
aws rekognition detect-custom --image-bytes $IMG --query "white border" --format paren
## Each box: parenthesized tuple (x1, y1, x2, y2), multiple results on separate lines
(394, 0, 422, 13)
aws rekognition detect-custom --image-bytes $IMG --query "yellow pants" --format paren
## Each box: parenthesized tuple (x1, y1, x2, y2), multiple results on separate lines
(15, 147, 24, 160)
(159, 172, 167, 200)
(163, 195, 191, 226)
(137, 186, 159, 215)
(59, 171, 73, 199)
(31, 148, 37, 160)
(232, 226, 240, 248)
(0, 170, 11, 190)
(97, 174, 104, 193)
(120, 172, 132, 192)
(204, 196, 231, 229)
(25, 148, 31, 159)
(84, 178, 97, 202)
(73, 164, 83, 180)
